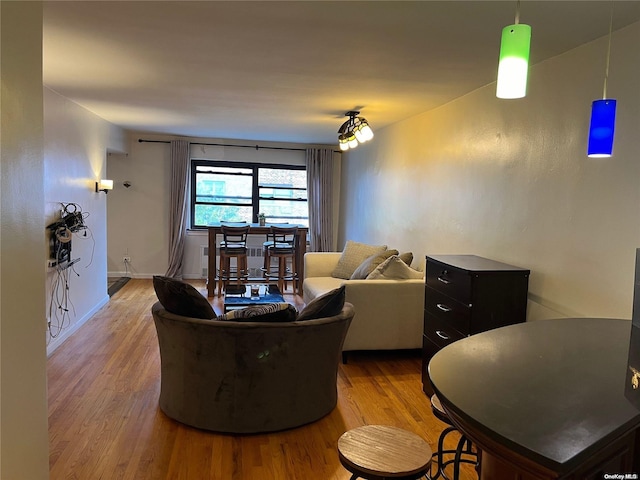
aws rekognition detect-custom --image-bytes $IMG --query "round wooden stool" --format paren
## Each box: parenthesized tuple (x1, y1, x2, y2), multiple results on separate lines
(337, 425, 432, 480)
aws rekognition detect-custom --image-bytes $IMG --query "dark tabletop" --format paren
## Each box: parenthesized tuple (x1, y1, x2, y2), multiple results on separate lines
(428, 318, 640, 474)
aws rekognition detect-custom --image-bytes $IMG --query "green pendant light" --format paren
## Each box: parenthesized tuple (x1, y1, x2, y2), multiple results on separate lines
(496, 1, 532, 99)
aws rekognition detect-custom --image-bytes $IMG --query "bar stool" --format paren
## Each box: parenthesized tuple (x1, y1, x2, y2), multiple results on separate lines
(263, 225, 298, 294)
(261, 222, 289, 273)
(217, 224, 250, 296)
(430, 394, 479, 480)
(337, 425, 432, 480)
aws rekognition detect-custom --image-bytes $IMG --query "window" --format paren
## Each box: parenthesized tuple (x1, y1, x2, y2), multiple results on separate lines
(191, 160, 308, 228)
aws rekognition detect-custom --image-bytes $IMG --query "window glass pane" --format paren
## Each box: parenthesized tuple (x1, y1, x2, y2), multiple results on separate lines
(258, 168, 306, 189)
(258, 168, 307, 225)
(195, 171, 252, 204)
(194, 204, 253, 225)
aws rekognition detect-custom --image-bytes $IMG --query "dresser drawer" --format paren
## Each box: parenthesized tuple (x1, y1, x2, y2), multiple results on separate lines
(424, 286, 471, 335)
(425, 259, 472, 304)
(424, 312, 466, 349)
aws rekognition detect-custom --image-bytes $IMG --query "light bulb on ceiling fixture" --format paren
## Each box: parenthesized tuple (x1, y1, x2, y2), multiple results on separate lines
(587, 4, 617, 158)
(358, 119, 374, 142)
(347, 132, 358, 149)
(338, 133, 350, 151)
(354, 124, 367, 143)
(496, 0, 532, 99)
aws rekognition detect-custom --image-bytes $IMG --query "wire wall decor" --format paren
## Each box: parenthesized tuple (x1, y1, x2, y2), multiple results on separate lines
(46, 203, 95, 340)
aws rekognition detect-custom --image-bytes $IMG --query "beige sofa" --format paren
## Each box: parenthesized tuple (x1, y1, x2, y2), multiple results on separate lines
(303, 252, 425, 356)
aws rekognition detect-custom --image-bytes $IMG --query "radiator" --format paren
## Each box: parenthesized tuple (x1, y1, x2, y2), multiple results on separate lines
(199, 245, 264, 279)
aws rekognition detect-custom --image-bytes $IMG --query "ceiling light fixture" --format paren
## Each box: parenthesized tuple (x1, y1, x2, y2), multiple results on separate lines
(338, 111, 374, 151)
(588, 4, 617, 158)
(496, 0, 532, 99)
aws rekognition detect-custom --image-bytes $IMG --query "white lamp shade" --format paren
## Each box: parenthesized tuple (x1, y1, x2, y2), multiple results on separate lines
(354, 127, 366, 143)
(359, 124, 374, 141)
(99, 179, 114, 190)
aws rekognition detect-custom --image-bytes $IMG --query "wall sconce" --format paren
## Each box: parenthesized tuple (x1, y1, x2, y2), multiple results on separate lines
(587, 5, 617, 158)
(338, 111, 374, 151)
(496, 0, 532, 99)
(95, 179, 113, 194)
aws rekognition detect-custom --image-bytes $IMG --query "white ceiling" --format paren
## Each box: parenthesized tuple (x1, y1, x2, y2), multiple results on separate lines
(43, 1, 640, 145)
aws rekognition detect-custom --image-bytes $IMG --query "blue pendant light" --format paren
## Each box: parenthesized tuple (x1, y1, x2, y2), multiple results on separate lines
(588, 99, 617, 158)
(587, 4, 617, 158)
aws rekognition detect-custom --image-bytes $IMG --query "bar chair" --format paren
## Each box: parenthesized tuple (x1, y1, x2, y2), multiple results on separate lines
(218, 224, 250, 296)
(261, 222, 287, 273)
(430, 394, 479, 480)
(263, 225, 298, 294)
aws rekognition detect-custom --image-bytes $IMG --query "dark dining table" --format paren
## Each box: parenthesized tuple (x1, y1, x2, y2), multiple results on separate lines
(428, 317, 640, 479)
(206, 223, 308, 297)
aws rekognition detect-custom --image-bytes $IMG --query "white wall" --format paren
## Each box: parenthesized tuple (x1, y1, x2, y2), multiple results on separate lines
(44, 88, 126, 354)
(107, 133, 341, 279)
(0, 2, 49, 477)
(339, 22, 640, 321)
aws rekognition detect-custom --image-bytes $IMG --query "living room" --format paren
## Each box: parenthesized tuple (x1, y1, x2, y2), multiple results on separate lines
(2, 1, 640, 478)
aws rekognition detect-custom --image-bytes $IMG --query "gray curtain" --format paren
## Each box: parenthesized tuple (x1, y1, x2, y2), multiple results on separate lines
(165, 140, 190, 278)
(305, 148, 334, 252)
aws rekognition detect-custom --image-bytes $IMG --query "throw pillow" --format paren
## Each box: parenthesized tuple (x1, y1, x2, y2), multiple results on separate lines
(399, 252, 414, 266)
(366, 256, 424, 280)
(350, 249, 399, 280)
(153, 275, 216, 319)
(331, 240, 388, 279)
(217, 303, 297, 322)
(297, 285, 346, 321)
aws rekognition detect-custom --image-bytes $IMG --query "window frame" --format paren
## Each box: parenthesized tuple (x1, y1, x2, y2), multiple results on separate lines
(190, 159, 307, 229)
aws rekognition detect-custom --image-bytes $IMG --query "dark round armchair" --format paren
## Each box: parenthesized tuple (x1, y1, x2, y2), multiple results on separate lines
(151, 302, 354, 433)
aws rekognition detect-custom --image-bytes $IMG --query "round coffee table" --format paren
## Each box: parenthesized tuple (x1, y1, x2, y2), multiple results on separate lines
(337, 425, 432, 479)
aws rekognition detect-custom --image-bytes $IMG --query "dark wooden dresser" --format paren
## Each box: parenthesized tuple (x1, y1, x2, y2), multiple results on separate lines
(422, 254, 530, 394)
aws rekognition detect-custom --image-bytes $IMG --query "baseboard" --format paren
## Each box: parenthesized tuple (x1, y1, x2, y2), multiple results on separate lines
(182, 273, 207, 280)
(108, 272, 155, 279)
(108, 271, 207, 281)
(46, 294, 110, 357)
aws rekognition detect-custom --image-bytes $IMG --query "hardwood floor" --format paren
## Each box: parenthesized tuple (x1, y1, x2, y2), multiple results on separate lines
(48, 279, 477, 480)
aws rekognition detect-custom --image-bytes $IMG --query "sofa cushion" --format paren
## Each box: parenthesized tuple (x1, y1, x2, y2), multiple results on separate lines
(350, 249, 399, 279)
(218, 303, 298, 322)
(331, 241, 388, 279)
(153, 275, 216, 319)
(366, 256, 424, 280)
(399, 252, 414, 266)
(297, 285, 346, 321)
(302, 276, 344, 303)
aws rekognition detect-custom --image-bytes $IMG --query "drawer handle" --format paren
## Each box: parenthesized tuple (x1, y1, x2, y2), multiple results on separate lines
(436, 303, 452, 313)
(435, 330, 450, 340)
(437, 276, 451, 285)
